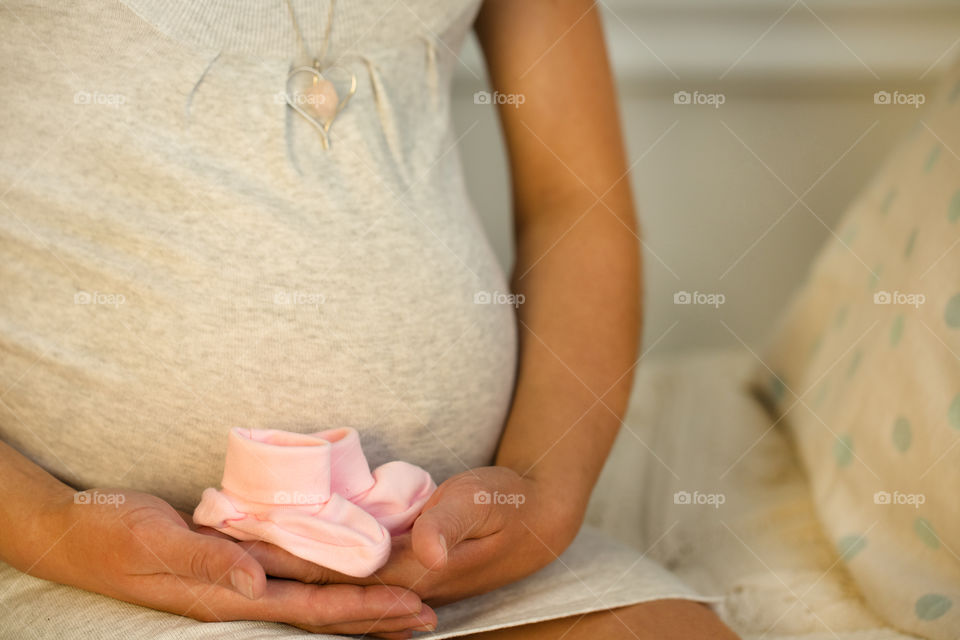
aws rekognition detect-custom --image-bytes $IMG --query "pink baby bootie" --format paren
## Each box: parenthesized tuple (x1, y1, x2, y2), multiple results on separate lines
(314, 427, 436, 535)
(193, 428, 391, 577)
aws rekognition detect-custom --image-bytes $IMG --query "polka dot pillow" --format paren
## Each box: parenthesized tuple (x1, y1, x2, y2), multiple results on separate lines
(758, 59, 960, 640)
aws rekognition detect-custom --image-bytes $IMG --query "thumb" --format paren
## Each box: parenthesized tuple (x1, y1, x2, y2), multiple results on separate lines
(159, 524, 267, 599)
(411, 484, 503, 570)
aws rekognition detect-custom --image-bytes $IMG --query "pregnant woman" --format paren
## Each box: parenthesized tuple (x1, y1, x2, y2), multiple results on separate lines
(0, 1, 737, 638)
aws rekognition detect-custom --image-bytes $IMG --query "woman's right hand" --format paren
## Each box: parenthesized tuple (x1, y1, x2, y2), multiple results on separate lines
(21, 487, 436, 639)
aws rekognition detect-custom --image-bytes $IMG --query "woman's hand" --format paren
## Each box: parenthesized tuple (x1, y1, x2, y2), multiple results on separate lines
(25, 488, 436, 638)
(234, 466, 581, 606)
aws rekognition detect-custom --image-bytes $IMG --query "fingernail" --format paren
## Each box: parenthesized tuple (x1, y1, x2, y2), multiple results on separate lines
(230, 569, 256, 599)
(412, 622, 437, 631)
(438, 535, 448, 563)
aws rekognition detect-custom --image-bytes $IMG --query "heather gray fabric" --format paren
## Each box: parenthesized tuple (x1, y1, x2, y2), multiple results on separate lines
(0, 0, 514, 514)
(0, 2, 708, 637)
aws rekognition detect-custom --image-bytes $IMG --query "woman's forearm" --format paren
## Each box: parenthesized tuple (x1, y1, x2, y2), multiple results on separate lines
(0, 438, 75, 571)
(495, 190, 641, 538)
(477, 0, 641, 541)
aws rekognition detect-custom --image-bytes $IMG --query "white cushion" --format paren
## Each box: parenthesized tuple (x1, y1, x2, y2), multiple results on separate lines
(755, 57, 960, 640)
(587, 348, 913, 638)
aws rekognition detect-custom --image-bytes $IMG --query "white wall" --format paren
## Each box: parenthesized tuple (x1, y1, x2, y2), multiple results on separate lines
(452, 0, 960, 354)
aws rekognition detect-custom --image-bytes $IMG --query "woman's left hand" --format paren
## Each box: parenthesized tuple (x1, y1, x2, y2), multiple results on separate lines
(230, 466, 580, 606)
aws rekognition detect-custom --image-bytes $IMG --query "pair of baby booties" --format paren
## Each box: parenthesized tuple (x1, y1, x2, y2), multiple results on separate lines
(193, 427, 436, 577)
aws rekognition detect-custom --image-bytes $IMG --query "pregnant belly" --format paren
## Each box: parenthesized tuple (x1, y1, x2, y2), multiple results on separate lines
(0, 197, 517, 511)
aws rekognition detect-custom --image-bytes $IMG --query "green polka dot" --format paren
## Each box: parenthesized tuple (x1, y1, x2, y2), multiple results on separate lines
(880, 188, 896, 215)
(916, 594, 952, 621)
(949, 393, 960, 430)
(834, 435, 854, 467)
(847, 350, 862, 378)
(890, 314, 905, 346)
(808, 334, 823, 359)
(925, 145, 942, 173)
(841, 225, 857, 245)
(947, 294, 960, 328)
(835, 306, 848, 328)
(950, 190, 960, 223)
(868, 266, 883, 290)
(914, 517, 940, 550)
(837, 534, 867, 560)
(814, 383, 829, 408)
(892, 416, 912, 452)
(770, 374, 786, 403)
(904, 227, 918, 258)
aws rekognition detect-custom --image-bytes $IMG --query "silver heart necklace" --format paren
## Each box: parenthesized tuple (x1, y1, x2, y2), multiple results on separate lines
(283, 0, 357, 149)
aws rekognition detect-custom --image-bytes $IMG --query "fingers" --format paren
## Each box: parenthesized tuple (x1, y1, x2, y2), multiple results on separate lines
(156, 523, 266, 599)
(192, 524, 238, 541)
(411, 478, 504, 570)
(237, 536, 430, 593)
(310, 609, 438, 635)
(205, 578, 433, 631)
(237, 539, 361, 585)
(264, 579, 425, 622)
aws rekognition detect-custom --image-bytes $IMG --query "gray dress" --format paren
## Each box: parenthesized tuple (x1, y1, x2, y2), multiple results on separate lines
(0, 1, 708, 637)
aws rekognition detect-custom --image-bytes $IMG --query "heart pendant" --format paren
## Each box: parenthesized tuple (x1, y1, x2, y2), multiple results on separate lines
(285, 64, 357, 149)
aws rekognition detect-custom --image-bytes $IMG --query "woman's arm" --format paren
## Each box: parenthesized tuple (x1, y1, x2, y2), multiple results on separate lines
(0, 439, 77, 570)
(478, 0, 641, 541)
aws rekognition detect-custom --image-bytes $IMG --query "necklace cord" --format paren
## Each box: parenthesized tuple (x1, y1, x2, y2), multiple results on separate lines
(284, 0, 336, 69)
